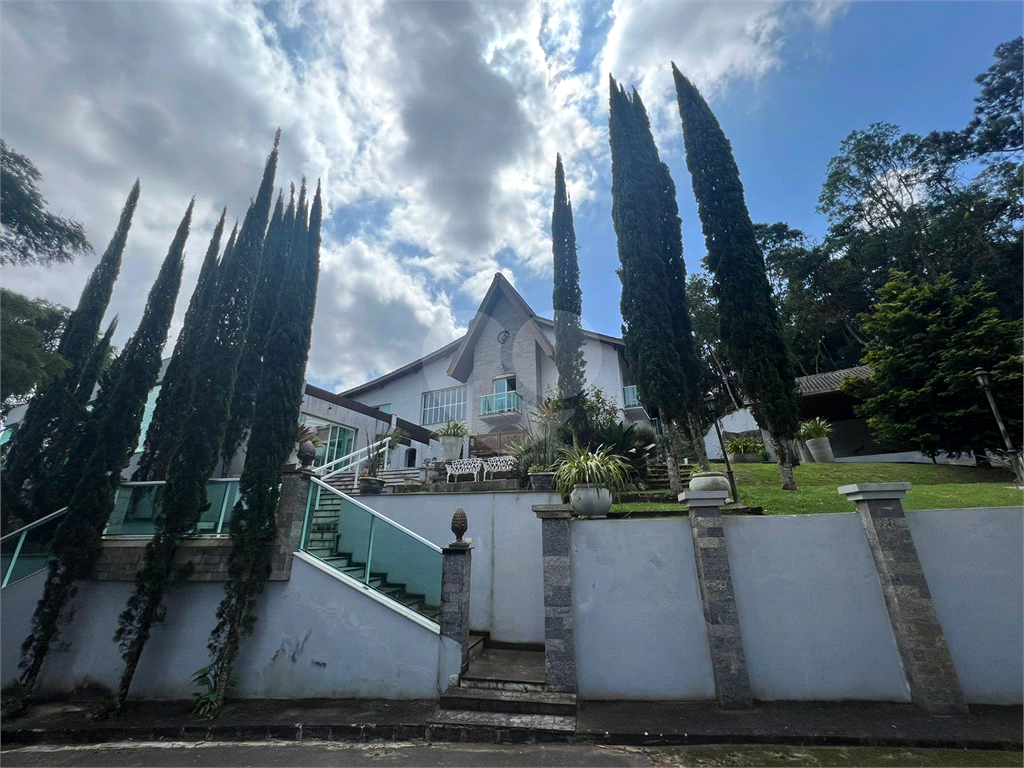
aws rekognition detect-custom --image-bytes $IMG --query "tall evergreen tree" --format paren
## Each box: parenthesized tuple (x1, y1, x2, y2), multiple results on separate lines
(133, 210, 228, 481)
(219, 190, 289, 475)
(608, 77, 700, 443)
(673, 65, 800, 490)
(206, 181, 322, 708)
(19, 199, 191, 691)
(551, 155, 588, 443)
(3, 181, 140, 516)
(113, 135, 279, 707)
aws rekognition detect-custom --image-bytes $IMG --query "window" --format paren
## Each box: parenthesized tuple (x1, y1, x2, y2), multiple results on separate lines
(134, 385, 162, 453)
(493, 377, 516, 393)
(421, 386, 467, 425)
(372, 403, 392, 414)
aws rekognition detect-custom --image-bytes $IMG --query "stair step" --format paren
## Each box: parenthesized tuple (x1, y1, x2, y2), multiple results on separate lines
(441, 687, 576, 716)
(429, 709, 576, 733)
(459, 677, 547, 693)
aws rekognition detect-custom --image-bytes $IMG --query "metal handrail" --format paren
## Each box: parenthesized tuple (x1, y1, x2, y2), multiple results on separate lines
(0, 506, 69, 543)
(309, 477, 442, 553)
(318, 438, 389, 481)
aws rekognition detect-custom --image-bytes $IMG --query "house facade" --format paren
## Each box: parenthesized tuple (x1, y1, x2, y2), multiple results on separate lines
(340, 273, 648, 466)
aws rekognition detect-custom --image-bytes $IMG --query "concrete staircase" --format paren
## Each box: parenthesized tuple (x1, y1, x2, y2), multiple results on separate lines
(433, 645, 577, 735)
(645, 461, 694, 491)
(321, 467, 426, 495)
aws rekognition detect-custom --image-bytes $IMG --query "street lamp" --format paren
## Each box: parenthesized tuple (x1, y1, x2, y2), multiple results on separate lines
(971, 368, 1024, 484)
(704, 393, 740, 504)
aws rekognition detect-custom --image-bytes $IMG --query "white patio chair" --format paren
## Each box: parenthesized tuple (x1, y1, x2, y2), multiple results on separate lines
(483, 455, 518, 480)
(446, 458, 483, 483)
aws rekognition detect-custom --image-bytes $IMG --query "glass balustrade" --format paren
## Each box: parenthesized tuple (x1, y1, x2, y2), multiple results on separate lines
(1, 509, 66, 588)
(104, 479, 240, 536)
(301, 480, 442, 621)
(480, 391, 523, 416)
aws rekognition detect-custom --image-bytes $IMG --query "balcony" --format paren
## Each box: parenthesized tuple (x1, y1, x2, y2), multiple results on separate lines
(479, 391, 523, 418)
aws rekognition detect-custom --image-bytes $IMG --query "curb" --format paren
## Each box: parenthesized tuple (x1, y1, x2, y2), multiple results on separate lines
(3, 723, 1021, 751)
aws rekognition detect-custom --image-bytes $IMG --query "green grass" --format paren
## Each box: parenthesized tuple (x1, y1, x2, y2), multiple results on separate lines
(612, 462, 1021, 516)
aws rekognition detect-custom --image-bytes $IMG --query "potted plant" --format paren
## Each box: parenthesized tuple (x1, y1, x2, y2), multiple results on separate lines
(527, 464, 557, 491)
(724, 436, 764, 464)
(554, 445, 627, 518)
(800, 418, 835, 463)
(358, 426, 406, 494)
(435, 419, 469, 462)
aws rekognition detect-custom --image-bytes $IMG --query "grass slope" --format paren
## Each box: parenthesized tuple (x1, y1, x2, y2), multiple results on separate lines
(614, 462, 1021, 516)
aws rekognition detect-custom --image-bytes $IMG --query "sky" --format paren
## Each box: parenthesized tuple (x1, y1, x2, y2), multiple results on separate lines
(1, 1, 1018, 393)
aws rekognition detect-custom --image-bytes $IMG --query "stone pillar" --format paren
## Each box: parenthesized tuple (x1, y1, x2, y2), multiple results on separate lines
(533, 504, 577, 693)
(441, 508, 473, 675)
(680, 490, 753, 708)
(839, 483, 968, 715)
(270, 467, 313, 580)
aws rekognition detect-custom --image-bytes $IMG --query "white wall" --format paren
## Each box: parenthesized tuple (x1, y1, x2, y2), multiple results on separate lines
(571, 518, 716, 700)
(723, 513, 909, 701)
(905, 507, 1023, 704)
(2, 558, 457, 699)
(370, 491, 558, 644)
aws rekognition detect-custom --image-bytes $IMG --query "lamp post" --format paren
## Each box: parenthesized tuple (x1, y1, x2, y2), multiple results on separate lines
(971, 368, 1023, 484)
(704, 393, 740, 504)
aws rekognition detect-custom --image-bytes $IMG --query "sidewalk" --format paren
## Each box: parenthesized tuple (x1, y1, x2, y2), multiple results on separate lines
(2, 698, 1021, 750)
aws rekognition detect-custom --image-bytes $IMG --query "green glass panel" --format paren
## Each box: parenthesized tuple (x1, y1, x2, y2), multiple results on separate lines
(4, 513, 64, 585)
(367, 520, 442, 614)
(107, 486, 162, 535)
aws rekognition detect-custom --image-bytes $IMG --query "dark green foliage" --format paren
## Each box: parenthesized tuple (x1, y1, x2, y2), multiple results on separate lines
(0, 291, 71, 409)
(220, 191, 289, 475)
(966, 36, 1022, 190)
(206, 179, 322, 707)
(4, 181, 140, 509)
(673, 65, 800, 487)
(551, 155, 588, 442)
(1, 141, 91, 267)
(19, 200, 190, 692)
(595, 421, 658, 483)
(608, 76, 699, 426)
(134, 211, 229, 481)
(113, 136, 279, 708)
(844, 272, 1022, 458)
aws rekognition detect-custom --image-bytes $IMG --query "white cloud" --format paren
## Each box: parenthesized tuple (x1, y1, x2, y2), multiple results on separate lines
(1, 0, 842, 390)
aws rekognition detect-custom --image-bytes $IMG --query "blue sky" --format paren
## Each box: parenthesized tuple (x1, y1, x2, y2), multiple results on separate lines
(2, 1, 1018, 392)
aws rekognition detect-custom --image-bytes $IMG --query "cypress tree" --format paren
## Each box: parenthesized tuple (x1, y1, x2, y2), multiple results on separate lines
(4, 181, 140, 513)
(219, 190, 289, 476)
(113, 135, 279, 707)
(673, 65, 800, 490)
(133, 209, 228, 481)
(608, 77, 700, 431)
(551, 155, 588, 444)
(19, 199, 191, 691)
(205, 181, 322, 708)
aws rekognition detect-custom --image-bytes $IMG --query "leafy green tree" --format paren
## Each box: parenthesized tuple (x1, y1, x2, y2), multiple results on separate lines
(550, 155, 587, 444)
(965, 36, 1022, 191)
(0, 291, 71, 409)
(19, 200, 191, 691)
(673, 65, 800, 490)
(113, 136, 279, 708)
(206, 180, 322, 709)
(844, 272, 1022, 459)
(1, 141, 91, 267)
(3, 181, 140, 512)
(133, 212, 230, 481)
(608, 77, 700, 426)
(219, 190, 289, 475)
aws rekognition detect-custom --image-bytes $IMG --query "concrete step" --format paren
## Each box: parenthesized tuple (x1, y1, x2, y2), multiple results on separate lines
(440, 687, 576, 717)
(429, 708, 576, 734)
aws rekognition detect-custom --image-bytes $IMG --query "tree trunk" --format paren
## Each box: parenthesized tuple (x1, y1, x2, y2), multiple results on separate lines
(769, 434, 798, 491)
(661, 421, 684, 495)
(686, 413, 711, 471)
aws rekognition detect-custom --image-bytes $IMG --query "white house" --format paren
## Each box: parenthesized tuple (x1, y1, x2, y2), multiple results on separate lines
(338, 273, 652, 467)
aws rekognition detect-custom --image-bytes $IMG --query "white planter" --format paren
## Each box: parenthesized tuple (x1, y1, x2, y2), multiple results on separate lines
(798, 441, 814, 463)
(689, 472, 732, 501)
(439, 436, 463, 462)
(569, 484, 613, 518)
(806, 436, 835, 463)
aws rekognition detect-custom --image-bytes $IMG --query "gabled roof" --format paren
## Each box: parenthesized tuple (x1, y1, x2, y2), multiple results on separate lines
(796, 366, 871, 396)
(531, 316, 625, 349)
(446, 273, 555, 382)
(338, 337, 464, 399)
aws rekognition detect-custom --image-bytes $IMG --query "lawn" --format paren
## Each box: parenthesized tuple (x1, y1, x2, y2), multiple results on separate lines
(613, 462, 1022, 516)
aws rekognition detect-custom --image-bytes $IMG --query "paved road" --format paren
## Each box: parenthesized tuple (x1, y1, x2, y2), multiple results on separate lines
(1, 741, 653, 767)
